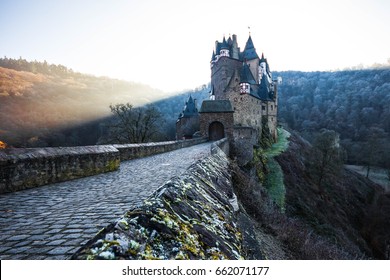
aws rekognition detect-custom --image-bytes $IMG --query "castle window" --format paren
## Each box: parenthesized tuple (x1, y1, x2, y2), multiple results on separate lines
(240, 83, 250, 94)
(262, 105, 266, 111)
(271, 105, 274, 110)
(220, 49, 230, 57)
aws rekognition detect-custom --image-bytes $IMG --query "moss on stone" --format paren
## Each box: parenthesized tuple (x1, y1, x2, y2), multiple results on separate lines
(72, 152, 246, 260)
(106, 158, 120, 172)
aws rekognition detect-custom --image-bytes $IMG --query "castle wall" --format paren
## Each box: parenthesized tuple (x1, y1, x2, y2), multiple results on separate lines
(113, 138, 207, 161)
(176, 116, 200, 139)
(226, 90, 263, 131)
(261, 100, 278, 141)
(0, 138, 207, 194)
(231, 127, 258, 166)
(211, 57, 242, 100)
(0, 146, 120, 194)
(199, 112, 234, 140)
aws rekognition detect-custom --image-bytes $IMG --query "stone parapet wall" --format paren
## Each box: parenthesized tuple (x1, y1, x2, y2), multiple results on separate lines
(113, 137, 207, 161)
(0, 146, 120, 194)
(211, 137, 229, 156)
(71, 144, 246, 260)
(0, 138, 208, 194)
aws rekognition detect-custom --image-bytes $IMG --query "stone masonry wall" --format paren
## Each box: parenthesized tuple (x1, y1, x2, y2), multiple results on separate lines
(72, 142, 246, 260)
(231, 127, 258, 166)
(0, 146, 120, 194)
(0, 138, 208, 194)
(226, 89, 263, 131)
(113, 137, 207, 161)
(176, 116, 200, 139)
(199, 112, 234, 140)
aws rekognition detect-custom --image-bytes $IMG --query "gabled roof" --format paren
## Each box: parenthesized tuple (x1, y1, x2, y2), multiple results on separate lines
(242, 35, 259, 60)
(240, 63, 256, 84)
(199, 100, 234, 113)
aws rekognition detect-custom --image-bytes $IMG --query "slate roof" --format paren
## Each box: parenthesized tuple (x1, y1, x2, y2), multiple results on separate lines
(240, 63, 256, 84)
(221, 37, 229, 50)
(179, 95, 199, 118)
(199, 100, 234, 113)
(242, 35, 259, 60)
(257, 76, 272, 101)
(260, 52, 267, 63)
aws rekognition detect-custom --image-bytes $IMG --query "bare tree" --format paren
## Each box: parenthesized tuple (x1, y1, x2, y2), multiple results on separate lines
(105, 103, 162, 144)
(362, 127, 387, 178)
(306, 129, 345, 193)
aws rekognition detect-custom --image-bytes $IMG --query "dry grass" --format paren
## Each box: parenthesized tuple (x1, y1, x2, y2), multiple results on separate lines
(345, 165, 389, 192)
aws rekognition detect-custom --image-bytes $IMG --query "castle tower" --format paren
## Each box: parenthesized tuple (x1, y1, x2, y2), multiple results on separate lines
(208, 34, 278, 141)
(220, 36, 230, 57)
(176, 95, 200, 139)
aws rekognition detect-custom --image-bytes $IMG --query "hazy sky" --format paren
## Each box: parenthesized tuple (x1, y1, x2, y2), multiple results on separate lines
(1, 0, 389, 92)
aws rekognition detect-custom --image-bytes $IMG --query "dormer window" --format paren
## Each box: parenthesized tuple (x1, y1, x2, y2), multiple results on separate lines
(220, 49, 230, 57)
(240, 83, 250, 94)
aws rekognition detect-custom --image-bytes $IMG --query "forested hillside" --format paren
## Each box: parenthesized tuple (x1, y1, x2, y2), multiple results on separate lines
(0, 58, 169, 147)
(275, 69, 390, 167)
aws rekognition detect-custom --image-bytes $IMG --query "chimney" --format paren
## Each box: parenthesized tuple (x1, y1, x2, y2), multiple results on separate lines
(232, 34, 239, 59)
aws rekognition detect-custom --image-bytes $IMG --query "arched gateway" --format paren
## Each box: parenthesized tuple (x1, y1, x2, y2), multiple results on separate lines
(199, 100, 234, 141)
(208, 121, 225, 141)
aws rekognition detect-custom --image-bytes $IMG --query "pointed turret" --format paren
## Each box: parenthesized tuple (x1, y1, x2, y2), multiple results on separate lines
(180, 95, 199, 118)
(260, 52, 266, 62)
(211, 50, 216, 61)
(242, 35, 259, 60)
(221, 36, 229, 49)
(220, 36, 230, 57)
(227, 35, 232, 46)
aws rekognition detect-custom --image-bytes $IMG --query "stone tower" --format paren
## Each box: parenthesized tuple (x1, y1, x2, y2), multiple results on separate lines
(176, 95, 200, 139)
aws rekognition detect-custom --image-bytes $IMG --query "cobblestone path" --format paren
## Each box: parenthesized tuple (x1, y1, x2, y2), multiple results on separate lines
(0, 142, 212, 260)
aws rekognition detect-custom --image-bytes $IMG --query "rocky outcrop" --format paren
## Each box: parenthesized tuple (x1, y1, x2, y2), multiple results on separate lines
(71, 146, 246, 260)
